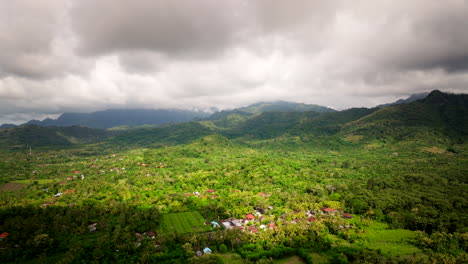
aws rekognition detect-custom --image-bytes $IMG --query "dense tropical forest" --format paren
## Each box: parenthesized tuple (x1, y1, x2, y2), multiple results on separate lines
(0, 90, 467, 263)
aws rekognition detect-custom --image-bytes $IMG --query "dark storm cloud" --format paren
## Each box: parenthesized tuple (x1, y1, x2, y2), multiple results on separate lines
(0, 0, 71, 79)
(71, 0, 247, 57)
(1, 0, 468, 124)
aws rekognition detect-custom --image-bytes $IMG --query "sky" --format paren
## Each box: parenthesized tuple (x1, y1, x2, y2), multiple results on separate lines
(1, 0, 468, 125)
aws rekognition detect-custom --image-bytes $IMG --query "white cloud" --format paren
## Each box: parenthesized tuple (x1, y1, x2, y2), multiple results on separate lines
(1, 0, 468, 124)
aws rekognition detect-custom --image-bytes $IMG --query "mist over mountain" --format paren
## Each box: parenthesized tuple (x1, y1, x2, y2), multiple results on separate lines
(2, 90, 466, 150)
(19, 109, 211, 129)
(376, 92, 429, 108)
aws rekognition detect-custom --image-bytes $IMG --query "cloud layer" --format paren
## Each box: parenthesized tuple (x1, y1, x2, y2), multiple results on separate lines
(1, 0, 468, 124)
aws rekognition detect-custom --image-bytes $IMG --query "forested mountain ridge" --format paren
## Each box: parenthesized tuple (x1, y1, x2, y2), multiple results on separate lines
(376, 92, 429, 108)
(0, 90, 467, 263)
(19, 108, 211, 129)
(1, 90, 466, 150)
(0, 125, 111, 149)
(208, 101, 335, 128)
(342, 90, 468, 144)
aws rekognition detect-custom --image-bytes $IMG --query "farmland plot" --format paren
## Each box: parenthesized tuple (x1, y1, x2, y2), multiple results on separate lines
(162, 211, 211, 234)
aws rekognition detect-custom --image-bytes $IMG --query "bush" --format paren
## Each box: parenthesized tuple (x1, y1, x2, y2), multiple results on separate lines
(219, 244, 228, 253)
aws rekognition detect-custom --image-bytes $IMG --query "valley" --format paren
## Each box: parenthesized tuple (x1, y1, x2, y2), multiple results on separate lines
(0, 91, 467, 263)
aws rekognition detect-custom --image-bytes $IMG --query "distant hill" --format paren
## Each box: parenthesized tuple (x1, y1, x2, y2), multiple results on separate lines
(210, 101, 335, 119)
(2, 91, 466, 149)
(0, 124, 16, 129)
(376, 92, 429, 108)
(110, 122, 213, 147)
(343, 90, 468, 144)
(0, 125, 111, 149)
(20, 109, 211, 129)
(208, 101, 335, 129)
(220, 107, 376, 139)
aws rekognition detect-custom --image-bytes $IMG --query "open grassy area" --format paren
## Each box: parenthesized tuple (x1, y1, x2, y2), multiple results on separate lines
(362, 222, 422, 256)
(161, 211, 211, 234)
(12, 179, 56, 185)
(274, 256, 306, 264)
(215, 253, 244, 264)
(310, 253, 330, 264)
(0, 182, 27, 192)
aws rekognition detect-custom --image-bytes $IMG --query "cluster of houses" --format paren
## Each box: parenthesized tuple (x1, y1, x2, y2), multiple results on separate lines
(136, 162, 168, 168)
(134, 231, 157, 247)
(208, 207, 354, 234)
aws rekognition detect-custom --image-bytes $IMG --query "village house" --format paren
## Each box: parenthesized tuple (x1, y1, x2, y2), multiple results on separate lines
(88, 223, 97, 232)
(245, 214, 255, 220)
(41, 201, 54, 208)
(222, 221, 234, 229)
(321, 207, 339, 215)
(248, 225, 259, 233)
(0, 232, 9, 240)
(342, 213, 353, 219)
(203, 247, 212, 254)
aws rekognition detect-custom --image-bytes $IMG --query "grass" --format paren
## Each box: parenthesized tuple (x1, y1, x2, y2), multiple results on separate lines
(0, 182, 27, 192)
(12, 179, 56, 184)
(362, 222, 422, 256)
(161, 211, 211, 234)
(215, 253, 244, 264)
(310, 253, 330, 264)
(274, 256, 306, 264)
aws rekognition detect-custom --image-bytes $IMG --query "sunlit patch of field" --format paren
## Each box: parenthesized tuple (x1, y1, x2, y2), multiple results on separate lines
(161, 211, 211, 234)
(12, 179, 56, 184)
(421, 146, 446, 154)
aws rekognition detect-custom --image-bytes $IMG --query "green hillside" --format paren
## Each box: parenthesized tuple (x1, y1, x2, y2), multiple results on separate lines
(0, 125, 111, 150)
(342, 90, 468, 144)
(0, 90, 466, 263)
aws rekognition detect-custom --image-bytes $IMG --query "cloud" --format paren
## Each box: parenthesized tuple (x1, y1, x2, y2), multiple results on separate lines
(71, 0, 248, 58)
(1, 0, 468, 124)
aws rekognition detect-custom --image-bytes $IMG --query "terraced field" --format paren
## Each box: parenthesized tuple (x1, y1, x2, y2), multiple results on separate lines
(162, 211, 211, 234)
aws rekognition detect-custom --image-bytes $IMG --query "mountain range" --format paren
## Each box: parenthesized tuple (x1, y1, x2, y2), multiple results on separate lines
(0, 90, 466, 149)
(0, 92, 426, 130)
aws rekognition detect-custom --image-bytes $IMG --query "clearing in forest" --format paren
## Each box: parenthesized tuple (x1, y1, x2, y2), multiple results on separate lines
(0, 182, 27, 192)
(162, 211, 211, 234)
(12, 179, 55, 184)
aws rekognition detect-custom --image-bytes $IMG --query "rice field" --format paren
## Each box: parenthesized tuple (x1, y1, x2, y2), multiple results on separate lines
(12, 179, 55, 184)
(162, 211, 211, 234)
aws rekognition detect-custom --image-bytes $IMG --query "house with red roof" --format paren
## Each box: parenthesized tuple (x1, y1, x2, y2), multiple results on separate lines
(207, 189, 215, 193)
(321, 208, 338, 215)
(245, 214, 255, 220)
(342, 213, 353, 219)
(0, 232, 9, 239)
(248, 225, 258, 233)
(267, 222, 277, 229)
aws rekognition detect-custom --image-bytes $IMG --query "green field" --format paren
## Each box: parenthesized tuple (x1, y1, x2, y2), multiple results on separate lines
(12, 179, 56, 184)
(0, 182, 27, 192)
(362, 222, 422, 256)
(162, 211, 211, 234)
